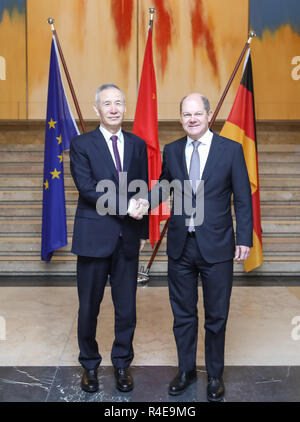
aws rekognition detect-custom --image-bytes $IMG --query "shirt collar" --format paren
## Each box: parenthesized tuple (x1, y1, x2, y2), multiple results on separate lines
(99, 125, 122, 143)
(186, 129, 213, 146)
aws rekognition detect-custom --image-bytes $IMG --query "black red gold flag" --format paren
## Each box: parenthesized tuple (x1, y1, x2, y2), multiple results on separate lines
(221, 51, 263, 272)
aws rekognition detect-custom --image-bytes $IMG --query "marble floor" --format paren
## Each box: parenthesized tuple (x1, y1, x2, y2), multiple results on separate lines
(0, 277, 300, 403)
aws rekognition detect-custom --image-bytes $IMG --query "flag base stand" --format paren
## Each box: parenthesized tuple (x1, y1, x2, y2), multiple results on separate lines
(137, 266, 150, 285)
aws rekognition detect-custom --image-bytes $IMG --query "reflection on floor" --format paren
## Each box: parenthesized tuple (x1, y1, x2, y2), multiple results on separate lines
(0, 366, 300, 402)
(0, 277, 299, 402)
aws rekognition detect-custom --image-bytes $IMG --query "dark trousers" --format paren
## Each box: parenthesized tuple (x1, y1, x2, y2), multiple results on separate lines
(76, 238, 139, 370)
(168, 235, 233, 377)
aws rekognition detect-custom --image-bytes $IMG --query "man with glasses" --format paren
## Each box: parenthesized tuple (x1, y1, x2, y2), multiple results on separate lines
(70, 84, 149, 394)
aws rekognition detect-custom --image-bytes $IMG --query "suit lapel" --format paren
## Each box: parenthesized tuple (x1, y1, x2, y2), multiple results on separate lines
(91, 128, 119, 182)
(176, 134, 225, 196)
(178, 137, 193, 196)
(92, 129, 134, 179)
(201, 133, 226, 183)
(179, 137, 189, 180)
(122, 131, 134, 173)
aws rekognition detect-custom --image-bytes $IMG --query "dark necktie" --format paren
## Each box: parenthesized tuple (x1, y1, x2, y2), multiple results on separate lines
(110, 135, 122, 172)
(110, 135, 123, 236)
(189, 140, 200, 193)
(188, 140, 200, 232)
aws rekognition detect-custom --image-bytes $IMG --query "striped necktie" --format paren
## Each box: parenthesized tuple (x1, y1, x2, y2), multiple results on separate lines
(110, 135, 122, 172)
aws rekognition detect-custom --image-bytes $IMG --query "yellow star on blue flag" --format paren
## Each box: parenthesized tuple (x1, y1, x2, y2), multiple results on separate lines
(48, 118, 57, 129)
(41, 36, 79, 262)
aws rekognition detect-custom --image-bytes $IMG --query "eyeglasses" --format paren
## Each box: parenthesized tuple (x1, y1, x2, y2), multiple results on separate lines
(101, 101, 125, 108)
(181, 112, 207, 119)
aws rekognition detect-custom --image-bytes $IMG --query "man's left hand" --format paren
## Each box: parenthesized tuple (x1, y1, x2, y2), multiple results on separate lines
(234, 245, 251, 261)
(139, 239, 146, 252)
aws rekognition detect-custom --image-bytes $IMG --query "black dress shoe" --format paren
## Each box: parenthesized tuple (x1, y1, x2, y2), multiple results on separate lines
(168, 369, 197, 396)
(81, 369, 99, 393)
(207, 376, 225, 402)
(115, 368, 134, 392)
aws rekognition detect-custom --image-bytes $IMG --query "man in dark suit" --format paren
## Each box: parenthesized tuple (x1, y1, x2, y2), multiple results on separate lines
(144, 93, 253, 401)
(69, 84, 149, 393)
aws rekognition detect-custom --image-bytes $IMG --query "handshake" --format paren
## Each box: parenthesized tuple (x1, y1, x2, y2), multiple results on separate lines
(127, 198, 149, 220)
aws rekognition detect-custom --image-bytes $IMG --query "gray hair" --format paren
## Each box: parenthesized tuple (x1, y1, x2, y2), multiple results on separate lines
(95, 84, 125, 105)
(180, 94, 210, 114)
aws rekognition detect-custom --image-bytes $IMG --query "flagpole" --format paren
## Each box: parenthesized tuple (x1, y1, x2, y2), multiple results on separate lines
(47, 18, 86, 133)
(209, 31, 256, 126)
(137, 7, 157, 284)
(138, 31, 256, 285)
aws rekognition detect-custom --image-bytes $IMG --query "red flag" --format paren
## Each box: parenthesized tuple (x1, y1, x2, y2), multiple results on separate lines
(220, 51, 263, 272)
(133, 26, 170, 247)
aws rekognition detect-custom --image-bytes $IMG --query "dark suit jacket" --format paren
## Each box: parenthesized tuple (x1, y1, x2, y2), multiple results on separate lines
(70, 127, 149, 259)
(154, 132, 253, 263)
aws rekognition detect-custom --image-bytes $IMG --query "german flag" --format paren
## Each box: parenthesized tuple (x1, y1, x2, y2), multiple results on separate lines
(220, 51, 263, 272)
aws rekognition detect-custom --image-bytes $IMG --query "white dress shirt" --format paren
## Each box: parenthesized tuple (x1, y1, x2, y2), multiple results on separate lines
(185, 129, 213, 179)
(99, 125, 124, 169)
(185, 129, 213, 231)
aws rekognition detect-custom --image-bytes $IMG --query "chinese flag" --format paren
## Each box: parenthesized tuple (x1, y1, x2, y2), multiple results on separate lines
(220, 51, 263, 272)
(133, 26, 170, 247)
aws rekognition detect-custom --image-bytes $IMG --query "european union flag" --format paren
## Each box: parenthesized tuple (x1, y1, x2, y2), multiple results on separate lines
(41, 37, 79, 262)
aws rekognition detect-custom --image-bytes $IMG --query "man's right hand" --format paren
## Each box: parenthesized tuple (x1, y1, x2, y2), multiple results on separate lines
(128, 198, 149, 220)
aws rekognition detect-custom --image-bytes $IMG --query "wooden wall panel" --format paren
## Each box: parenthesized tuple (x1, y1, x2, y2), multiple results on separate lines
(1, 0, 300, 121)
(0, 1, 26, 119)
(27, 0, 137, 119)
(250, 0, 300, 119)
(138, 0, 248, 120)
